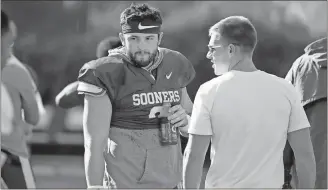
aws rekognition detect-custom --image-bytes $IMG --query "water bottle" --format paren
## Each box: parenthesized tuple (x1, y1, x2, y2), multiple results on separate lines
(159, 102, 178, 146)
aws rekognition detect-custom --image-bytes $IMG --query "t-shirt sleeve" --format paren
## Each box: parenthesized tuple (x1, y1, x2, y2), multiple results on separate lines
(287, 85, 311, 133)
(2, 66, 39, 116)
(2, 65, 36, 93)
(188, 84, 213, 136)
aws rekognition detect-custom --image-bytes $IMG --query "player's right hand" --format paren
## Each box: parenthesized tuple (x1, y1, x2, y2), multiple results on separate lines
(168, 104, 188, 128)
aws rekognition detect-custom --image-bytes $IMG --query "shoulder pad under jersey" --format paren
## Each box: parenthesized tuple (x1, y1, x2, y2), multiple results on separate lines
(160, 48, 196, 88)
(77, 54, 127, 100)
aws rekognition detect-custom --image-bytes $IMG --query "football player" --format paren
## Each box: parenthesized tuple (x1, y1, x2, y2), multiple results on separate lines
(55, 37, 122, 109)
(77, 3, 195, 189)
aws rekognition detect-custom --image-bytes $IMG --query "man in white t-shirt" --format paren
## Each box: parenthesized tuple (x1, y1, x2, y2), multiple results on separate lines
(183, 16, 316, 189)
(1, 10, 15, 135)
(1, 10, 16, 189)
(1, 11, 38, 189)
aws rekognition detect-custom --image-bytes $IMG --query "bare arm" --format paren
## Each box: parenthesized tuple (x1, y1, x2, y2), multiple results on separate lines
(287, 128, 316, 189)
(286, 83, 316, 189)
(83, 94, 112, 187)
(21, 90, 40, 125)
(183, 134, 211, 189)
(182, 83, 213, 189)
(56, 81, 83, 109)
(35, 91, 46, 118)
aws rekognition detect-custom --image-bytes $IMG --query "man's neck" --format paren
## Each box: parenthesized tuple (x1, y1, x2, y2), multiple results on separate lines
(232, 55, 257, 72)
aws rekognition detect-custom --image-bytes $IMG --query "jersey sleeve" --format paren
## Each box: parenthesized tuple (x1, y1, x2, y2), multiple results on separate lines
(77, 56, 124, 101)
(176, 52, 196, 88)
(77, 62, 107, 97)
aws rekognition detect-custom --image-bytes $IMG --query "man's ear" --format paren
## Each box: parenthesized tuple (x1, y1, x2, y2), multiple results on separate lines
(228, 44, 236, 58)
(119, 33, 125, 46)
(158, 32, 164, 46)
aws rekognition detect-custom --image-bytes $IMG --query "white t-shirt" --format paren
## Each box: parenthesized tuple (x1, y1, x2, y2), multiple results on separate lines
(1, 82, 14, 134)
(188, 70, 310, 188)
(6, 55, 46, 118)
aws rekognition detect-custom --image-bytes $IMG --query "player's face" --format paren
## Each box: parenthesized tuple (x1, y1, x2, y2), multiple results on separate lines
(206, 33, 235, 75)
(1, 21, 16, 68)
(121, 33, 163, 67)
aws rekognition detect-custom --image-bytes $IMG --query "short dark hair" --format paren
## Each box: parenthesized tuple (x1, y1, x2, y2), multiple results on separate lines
(96, 36, 122, 58)
(209, 16, 257, 52)
(1, 10, 10, 35)
(120, 3, 162, 27)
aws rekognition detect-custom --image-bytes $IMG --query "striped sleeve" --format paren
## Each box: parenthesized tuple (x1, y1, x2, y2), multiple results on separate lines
(77, 81, 106, 97)
(77, 61, 108, 98)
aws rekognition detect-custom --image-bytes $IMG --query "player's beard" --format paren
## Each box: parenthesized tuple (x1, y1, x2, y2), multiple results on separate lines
(129, 50, 157, 68)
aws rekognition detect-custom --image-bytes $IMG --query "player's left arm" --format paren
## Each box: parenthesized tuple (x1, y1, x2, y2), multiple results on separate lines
(77, 57, 120, 187)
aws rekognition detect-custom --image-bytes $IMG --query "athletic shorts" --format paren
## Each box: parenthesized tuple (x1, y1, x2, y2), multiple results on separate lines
(103, 127, 183, 189)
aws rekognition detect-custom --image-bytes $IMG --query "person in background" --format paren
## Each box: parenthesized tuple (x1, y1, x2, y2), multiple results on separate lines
(1, 10, 38, 189)
(1, 10, 15, 136)
(1, 10, 15, 189)
(183, 16, 316, 189)
(284, 37, 327, 189)
(55, 36, 122, 109)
